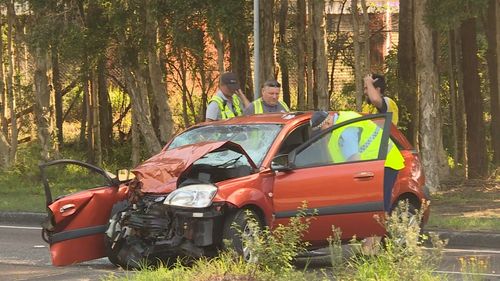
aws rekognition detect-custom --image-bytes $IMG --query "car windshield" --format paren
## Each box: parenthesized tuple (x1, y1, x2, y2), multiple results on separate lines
(168, 124, 283, 166)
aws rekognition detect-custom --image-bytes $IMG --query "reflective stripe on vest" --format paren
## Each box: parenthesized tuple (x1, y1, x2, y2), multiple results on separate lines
(253, 98, 290, 114)
(209, 95, 242, 119)
(328, 111, 404, 170)
(362, 97, 399, 126)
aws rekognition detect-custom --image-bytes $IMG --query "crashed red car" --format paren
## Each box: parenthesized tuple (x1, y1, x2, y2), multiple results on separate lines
(40, 112, 430, 267)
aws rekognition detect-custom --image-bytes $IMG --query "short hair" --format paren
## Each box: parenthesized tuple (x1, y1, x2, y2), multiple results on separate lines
(262, 79, 281, 88)
(371, 73, 386, 94)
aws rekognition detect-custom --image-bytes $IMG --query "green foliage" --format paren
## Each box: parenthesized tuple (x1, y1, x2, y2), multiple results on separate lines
(238, 203, 314, 274)
(425, 0, 489, 31)
(344, 201, 446, 281)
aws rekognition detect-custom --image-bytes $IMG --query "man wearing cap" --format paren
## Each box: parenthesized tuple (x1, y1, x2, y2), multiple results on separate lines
(243, 79, 289, 115)
(310, 111, 405, 213)
(206, 72, 250, 121)
(363, 74, 399, 126)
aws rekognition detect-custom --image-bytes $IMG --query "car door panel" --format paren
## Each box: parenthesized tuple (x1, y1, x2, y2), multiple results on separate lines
(271, 113, 391, 246)
(40, 160, 128, 266)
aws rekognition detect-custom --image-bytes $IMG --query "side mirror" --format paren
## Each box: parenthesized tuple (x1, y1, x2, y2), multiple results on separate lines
(117, 169, 136, 182)
(270, 154, 292, 172)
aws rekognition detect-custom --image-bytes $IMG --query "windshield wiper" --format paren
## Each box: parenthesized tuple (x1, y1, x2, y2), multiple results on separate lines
(214, 155, 244, 168)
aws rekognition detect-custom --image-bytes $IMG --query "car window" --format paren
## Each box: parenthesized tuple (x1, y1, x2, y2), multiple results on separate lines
(294, 116, 387, 168)
(168, 124, 282, 166)
(43, 163, 112, 200)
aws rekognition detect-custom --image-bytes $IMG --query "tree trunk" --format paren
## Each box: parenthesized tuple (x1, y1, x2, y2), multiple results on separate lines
(213, 31, 225, 73)
(306, 0, 314, 109)
(460, 19, 488, 179)
(259, 0, 275, 83)
(7, 0, 17, 165)
(229, 35, 252, 100)
(278, 0, 290, 107)
(397, 0, 417, 143)
(351, 0, 363, 110)
(447, 31, 458, 163)
(97, 58, 112, 153)
(52, 46, 63, 146)
(485, 0, 500, 166)
(85, 77, 95, 164)
(454, 27, 467, 170)
(91, 72, 102, 166)
(414, 0, 441, 192)
(360, 0, 370, 73)
(0, 17, 9, 143)
(33, 46, 54, 162)
(311, 0, 329, 110)
(296, 0, 306, 110)
(131, 109, 140, 166)
(146, 0, 173, 144)
(0, 131, 9, 169)
(80, 78, 88, 146)
(124, 66, 162, 156)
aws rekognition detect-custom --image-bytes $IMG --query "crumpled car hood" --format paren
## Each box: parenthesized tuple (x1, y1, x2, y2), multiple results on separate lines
(132, 141, 256, 194)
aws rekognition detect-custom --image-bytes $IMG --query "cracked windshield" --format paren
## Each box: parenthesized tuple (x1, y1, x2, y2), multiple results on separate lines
(168, 124, 282, 166)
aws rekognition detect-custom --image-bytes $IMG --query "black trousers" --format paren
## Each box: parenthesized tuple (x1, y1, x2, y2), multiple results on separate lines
(384, 167, 399, 213)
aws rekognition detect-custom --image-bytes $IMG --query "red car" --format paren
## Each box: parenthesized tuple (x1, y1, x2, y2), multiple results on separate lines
(40, 112, 430, 267)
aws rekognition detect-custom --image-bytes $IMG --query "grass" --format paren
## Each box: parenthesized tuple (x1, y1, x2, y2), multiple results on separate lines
(426, 180, 500, 232)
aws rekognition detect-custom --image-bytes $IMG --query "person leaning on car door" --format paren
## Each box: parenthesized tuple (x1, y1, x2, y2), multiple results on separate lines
(244, 79, 289, 115)
(362, 74, 399, 126)
(206, 72, 250, 121)
(310, 111, 405, 213)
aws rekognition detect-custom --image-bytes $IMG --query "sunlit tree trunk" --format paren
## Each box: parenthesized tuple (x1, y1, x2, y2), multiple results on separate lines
(306, 0, 314, 109)
(484, 0, 500, 166)
(460, 19, 488, 178)
(351, 0, 363, 110)
(296, 0, 306, 110)
(7, 0, 17, 165)
(360, 0, 370, 73)
(278, 0, 290, 107)
(146, 0, 173, 144)
(97, 58, 112, 153)
(259, 0, 275, 83)
(415, 0, 442, 192)
(131, 109, 140, 166)
(91, 72, 102, 166)
(312, 0, 328, 110)
(454, 27, 467, 171)
(213, 31, 225, 73)
(0, 15, 9, 169)
(33, 46, 54, 162)
(80, 78, 88, 146)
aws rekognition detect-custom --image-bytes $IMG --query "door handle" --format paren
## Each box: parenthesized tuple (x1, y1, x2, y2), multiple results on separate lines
(354, 171, 374, 180)
(59, 204, 75, 213)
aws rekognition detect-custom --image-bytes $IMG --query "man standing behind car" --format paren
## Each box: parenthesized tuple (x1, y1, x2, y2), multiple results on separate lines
(362, 74, 399, 126)
(206, 72, 250, 121)
(244, 79, 289, 115)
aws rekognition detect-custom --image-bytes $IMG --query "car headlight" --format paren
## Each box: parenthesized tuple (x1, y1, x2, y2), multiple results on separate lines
(164, 184, 217, 208)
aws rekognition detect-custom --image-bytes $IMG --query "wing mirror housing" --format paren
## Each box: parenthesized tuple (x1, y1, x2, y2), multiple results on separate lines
(270, 154, 293, 172)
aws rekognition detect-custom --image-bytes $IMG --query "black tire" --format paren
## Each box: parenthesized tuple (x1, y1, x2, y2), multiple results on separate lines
(222, 208, 262, 262)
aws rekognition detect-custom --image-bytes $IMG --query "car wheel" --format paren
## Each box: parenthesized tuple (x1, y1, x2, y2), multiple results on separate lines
(389, 200, 422, 247)
(222, 208, 262, 262)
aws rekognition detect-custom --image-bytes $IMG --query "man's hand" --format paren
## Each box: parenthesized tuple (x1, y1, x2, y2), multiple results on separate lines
(236, 89, 250, 108)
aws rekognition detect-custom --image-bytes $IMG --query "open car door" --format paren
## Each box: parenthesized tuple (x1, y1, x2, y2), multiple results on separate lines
(40, 160, 129, 266)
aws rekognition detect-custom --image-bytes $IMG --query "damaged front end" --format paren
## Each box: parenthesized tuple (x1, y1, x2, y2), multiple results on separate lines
(104, 141, 257, 268)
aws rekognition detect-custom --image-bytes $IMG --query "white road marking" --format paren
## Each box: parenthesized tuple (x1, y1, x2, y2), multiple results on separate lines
(0, 225, 42, 230)
(434, 270, 500, 277)
(440, 248, 500, 254)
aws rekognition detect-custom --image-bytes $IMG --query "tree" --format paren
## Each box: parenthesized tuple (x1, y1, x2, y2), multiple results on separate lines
(260, 0, 275, 84)
(296, 0, 306, 110)
(351, 0, 363, 110)
(277, 0, 290, 107)
(311, 0, 328, 110)
(397, 0, 418, 144)
(415, 0, 442, 191)
(460, 18, 488, 178)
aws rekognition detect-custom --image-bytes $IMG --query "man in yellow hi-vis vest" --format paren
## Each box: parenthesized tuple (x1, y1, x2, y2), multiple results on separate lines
(206, 72, 250, 121)
(311, 111, 405, 212)
(244, 79, 289, 115)
(362, 74, 399, 126)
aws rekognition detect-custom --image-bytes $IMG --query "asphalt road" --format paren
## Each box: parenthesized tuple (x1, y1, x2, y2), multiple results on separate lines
(1, 224, 499, 281)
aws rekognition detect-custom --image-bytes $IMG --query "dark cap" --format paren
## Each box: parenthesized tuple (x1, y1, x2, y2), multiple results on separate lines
(310, 111, 329, 129)
(220, 72, 240, 91)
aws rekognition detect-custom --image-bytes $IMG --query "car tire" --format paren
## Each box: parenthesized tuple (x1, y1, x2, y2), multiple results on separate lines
(386, 199, 422, 247)
(222, 208, 262, 262)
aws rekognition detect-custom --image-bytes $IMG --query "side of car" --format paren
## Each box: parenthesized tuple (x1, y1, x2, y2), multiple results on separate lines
(40, 112, 428, 267)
